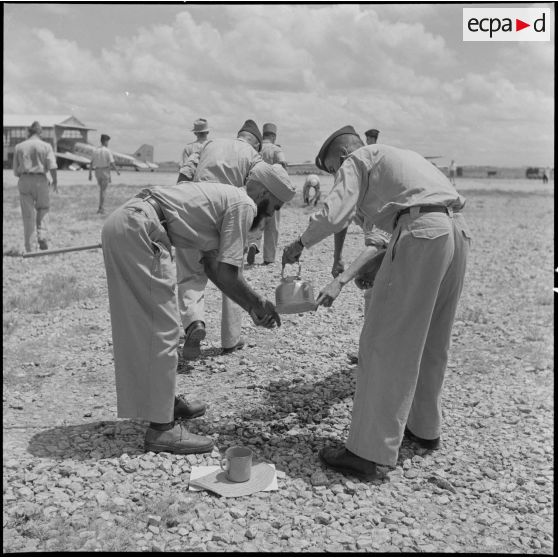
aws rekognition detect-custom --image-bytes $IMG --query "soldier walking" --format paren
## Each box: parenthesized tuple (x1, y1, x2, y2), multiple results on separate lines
(89, 134, 120, 214)
(12, 121, 58, 252)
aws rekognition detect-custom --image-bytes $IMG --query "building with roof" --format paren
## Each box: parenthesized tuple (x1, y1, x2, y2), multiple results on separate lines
(3, 114, 95, 168)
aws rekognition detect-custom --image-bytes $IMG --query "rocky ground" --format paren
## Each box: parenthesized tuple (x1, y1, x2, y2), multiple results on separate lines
(2, 174, 554, 553)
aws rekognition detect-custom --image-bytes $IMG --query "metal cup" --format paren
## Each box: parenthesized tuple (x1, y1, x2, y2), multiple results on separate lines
(220, 446, 253, 483)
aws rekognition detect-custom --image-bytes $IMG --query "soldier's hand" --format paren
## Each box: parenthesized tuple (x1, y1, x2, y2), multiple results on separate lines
(316, 277, 343, 308)
(51, 182, 58, 193)
(355, 274, 374, 290)
(355, 250, 387, 290)
(250, 299, 281, 328)
(282, 238, 304, 265)
(331, 258, 345, 278)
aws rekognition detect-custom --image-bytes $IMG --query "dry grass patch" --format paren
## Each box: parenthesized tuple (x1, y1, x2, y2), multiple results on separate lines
(4, 272, 97, 314)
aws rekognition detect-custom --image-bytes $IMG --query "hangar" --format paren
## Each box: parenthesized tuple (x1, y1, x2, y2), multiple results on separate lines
(3, 114, 95, 168)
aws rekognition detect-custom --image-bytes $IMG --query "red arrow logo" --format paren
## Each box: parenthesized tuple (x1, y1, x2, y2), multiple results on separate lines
(516, 19, 530, 31)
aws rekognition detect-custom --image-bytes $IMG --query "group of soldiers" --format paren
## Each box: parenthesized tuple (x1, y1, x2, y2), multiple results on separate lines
(13, 117, 471, 480)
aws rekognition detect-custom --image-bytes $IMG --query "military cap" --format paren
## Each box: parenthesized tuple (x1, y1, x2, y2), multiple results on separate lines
(314, 125, 360, 172)
(238, 119, 263, 151)
(249, 162, 295, 203)
(365, 128, 380, 138)
(100, 134, 111, 142)
(262, 123, 277, 135)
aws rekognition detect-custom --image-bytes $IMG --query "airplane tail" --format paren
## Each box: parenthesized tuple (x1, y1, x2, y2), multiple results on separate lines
(133, 144, 154, 163)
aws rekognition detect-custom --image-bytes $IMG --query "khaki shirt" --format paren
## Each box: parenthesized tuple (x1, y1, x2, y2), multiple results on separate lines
(301, 144, 466, 248)
(91, 146, 115, 169)
(181, 140, 207, 166)
(150, 182, 256, 267)
(13, 135, 57, 177)
(260, 140, 286, 166)
(192, 138, 262, 188)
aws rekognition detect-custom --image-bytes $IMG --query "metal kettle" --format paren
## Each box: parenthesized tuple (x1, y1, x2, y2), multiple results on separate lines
(275, 263, 317, 314)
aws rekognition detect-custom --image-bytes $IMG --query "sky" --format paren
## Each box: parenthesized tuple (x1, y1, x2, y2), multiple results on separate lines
(3, 2, 555, 167)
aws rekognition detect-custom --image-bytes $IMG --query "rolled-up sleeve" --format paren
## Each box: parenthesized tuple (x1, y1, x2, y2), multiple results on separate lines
(300, 157, 364, 248)
(363, 224, 391, 248)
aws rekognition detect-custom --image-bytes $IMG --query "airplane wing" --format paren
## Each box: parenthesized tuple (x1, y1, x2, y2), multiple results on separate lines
(112, 150, 150, 170)
(56, 151, 91, 164)
(132, 161, 150, 170)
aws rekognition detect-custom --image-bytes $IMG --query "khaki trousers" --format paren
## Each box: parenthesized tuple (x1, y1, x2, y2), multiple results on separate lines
(18, 174, 50, 252)
(175, 247, 243, 348)
(249, 210, 281, 263)
(346, 210, 471, 466)
(102, 199, 179, 423)
(95, 168, 111, 211)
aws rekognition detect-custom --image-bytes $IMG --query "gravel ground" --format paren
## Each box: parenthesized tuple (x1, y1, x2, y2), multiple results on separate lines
(2, 174, 554, 553)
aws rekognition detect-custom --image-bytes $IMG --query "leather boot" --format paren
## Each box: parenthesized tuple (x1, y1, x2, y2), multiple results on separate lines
(182, 321, 206, 361)
(318, 447, 377, 480)
(174, 396, 206, 419)
(144, 423, 213, 454)
(222, 337, 245, 355)
(246, 244, 258, 265)
(404, 427, 440, 450)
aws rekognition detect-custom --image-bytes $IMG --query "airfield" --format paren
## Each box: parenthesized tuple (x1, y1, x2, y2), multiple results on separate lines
(2, 170, 554, 553)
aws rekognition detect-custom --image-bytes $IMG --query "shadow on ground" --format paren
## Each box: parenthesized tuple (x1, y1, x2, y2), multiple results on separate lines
(26, 368, 430, 485)
(27, 419, 146, 460)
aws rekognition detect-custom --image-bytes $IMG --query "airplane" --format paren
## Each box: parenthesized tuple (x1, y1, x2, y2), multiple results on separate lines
(424, 155, 442, 167)
(56, 142, 159, 171)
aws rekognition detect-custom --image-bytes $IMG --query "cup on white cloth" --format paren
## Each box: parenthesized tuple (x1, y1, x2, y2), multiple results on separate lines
(221, 446, 253, 483)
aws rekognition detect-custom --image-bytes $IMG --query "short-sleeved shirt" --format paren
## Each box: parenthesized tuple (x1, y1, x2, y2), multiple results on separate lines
(260, 140, 286, 166)
(91, 146, 115, 169)
(181, 140, 207, 165)
(301, 144, 466, 248)
(150, 182, 256, 267)
(13, 135, 57, 177)
(192, 138, 262, 188)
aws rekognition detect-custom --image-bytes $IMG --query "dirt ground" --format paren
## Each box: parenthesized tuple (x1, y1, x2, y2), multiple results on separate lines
(2, 171, 554, 553)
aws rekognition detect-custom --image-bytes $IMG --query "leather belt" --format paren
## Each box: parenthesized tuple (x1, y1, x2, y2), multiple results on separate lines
(395, 205, 449, 227)
(135, 192, 168, 232)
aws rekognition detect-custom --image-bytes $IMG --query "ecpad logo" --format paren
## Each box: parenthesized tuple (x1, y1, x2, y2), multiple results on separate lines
(463, 8, 551, 41)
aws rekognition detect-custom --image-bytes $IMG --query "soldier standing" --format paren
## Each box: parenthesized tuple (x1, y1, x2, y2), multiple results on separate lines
(364, 129, 380, 145)
(182, 118, 210, 165)
(246, 122, 288, 265)
(176, 120, 263, 358)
